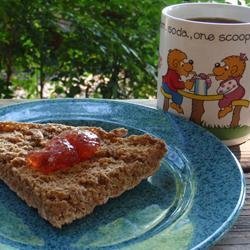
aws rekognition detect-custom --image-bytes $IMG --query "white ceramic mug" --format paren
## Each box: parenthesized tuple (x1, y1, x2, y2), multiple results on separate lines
(157, 3, 250, 145)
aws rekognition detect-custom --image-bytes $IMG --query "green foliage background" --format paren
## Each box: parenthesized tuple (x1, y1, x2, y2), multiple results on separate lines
(0, 0, 249, 99)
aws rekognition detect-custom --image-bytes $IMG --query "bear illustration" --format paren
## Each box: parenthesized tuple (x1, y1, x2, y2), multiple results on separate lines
(162, 49, 194, 114)
(213, 53, 247, 119)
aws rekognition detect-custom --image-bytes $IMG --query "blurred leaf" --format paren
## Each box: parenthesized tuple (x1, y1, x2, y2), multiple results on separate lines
(0, 0, 240, 99)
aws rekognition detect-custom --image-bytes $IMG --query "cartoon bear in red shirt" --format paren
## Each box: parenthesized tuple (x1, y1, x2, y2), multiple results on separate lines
(162, 49, 195, 114)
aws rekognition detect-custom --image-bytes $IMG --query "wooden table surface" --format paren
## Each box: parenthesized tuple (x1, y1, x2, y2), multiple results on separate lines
(0, 98, 249, 249)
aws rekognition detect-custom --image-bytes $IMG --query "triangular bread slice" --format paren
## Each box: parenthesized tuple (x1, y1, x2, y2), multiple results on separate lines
(0, 122, 167, 228)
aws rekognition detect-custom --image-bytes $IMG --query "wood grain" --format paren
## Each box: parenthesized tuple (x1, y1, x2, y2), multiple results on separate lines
(213, 173, 250, 250)
(230, 143, 250, 172)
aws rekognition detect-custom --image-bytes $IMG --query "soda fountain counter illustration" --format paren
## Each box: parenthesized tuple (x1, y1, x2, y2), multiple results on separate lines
(159, 49, 250, 142)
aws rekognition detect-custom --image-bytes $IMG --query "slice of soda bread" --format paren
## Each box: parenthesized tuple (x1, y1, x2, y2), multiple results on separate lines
(0, 122, 167, 228)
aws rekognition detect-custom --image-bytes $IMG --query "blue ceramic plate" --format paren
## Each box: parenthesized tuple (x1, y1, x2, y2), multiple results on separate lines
(0, 99, 245, 250)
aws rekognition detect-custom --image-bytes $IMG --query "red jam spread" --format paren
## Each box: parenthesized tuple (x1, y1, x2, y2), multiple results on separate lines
(26, 130, 100, 174)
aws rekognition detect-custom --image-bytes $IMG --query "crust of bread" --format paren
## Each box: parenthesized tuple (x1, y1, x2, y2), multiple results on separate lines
(0, 122, 167, 228)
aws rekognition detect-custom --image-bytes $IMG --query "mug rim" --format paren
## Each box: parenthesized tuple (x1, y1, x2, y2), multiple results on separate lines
(162, 3, 250, 25)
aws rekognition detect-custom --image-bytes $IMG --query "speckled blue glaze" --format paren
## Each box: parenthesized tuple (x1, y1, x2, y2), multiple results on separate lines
(0, 99, 245, 250)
